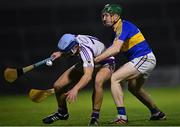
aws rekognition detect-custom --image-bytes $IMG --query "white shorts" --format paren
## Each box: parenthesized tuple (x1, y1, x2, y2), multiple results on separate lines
(130, 52, 156, 78)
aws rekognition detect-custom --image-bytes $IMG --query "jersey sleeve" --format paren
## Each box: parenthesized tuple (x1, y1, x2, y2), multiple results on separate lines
(79, 46, 94, 67)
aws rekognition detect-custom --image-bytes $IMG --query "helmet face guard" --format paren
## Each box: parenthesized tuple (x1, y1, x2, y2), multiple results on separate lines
(102, 4, 122, 16)
(70, 45, 79, 56)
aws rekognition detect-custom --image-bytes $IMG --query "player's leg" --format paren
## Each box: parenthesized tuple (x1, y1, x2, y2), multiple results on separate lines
(111, 62, 140, 124)
(43, 64, 82, 124)
(128, 76, 166, 120)
(54, 65, 77, 110)
(89, 66, 112, 125)
(127, 52, 166, 120)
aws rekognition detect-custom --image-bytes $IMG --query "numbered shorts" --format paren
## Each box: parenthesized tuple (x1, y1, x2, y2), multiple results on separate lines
(130, 52, 156, 78)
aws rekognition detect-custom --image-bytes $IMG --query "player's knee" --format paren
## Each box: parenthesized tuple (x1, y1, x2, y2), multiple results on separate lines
(111, 73, 122, 84)
(128, 85, 141, 94)
(53, 83, 63, 92)
(95, 79, 103, 90)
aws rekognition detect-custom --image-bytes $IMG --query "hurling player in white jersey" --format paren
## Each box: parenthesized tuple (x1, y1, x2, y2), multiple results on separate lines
(42, 34, 115, 125)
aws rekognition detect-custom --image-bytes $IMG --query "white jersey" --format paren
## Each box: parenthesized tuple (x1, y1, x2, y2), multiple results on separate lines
(75, 35, 114, 67)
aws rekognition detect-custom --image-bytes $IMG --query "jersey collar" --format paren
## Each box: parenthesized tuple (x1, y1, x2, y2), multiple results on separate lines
(113, 19, 122, 32)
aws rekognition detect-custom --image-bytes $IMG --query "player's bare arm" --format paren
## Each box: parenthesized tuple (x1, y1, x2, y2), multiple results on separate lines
(65, 66, 94, 103)
(95, 39, 123, 63)
(51, 51, 73, 61)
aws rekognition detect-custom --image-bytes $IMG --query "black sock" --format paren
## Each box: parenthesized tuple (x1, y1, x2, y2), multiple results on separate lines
(150, 107, 160, 114)
(58, 107, 68, 115)
(91, 109, 100, 119)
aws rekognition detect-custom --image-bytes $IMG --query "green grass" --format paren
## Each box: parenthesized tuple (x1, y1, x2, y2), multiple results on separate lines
(0, 87, 180, 126)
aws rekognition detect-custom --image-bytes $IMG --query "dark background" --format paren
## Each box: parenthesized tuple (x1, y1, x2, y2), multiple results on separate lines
(0, 0, 179, 94)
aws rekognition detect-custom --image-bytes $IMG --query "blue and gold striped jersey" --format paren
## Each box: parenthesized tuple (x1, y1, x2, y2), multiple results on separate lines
(114, 20, 152, 60)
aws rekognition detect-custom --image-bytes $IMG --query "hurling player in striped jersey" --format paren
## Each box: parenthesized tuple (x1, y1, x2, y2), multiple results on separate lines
(95, 4, 166, 124)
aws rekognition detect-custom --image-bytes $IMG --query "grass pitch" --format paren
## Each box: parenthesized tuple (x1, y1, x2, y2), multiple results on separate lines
(0, 86, 180, 126)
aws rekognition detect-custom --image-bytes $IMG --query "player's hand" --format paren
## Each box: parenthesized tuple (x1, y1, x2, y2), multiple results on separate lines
(65, 88, 78, 103)
(94, 57, 98, 63)
(51, 51, 62, 60)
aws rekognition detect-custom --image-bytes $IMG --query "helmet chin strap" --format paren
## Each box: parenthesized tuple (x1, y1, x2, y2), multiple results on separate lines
(111, 15, 120, 26)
